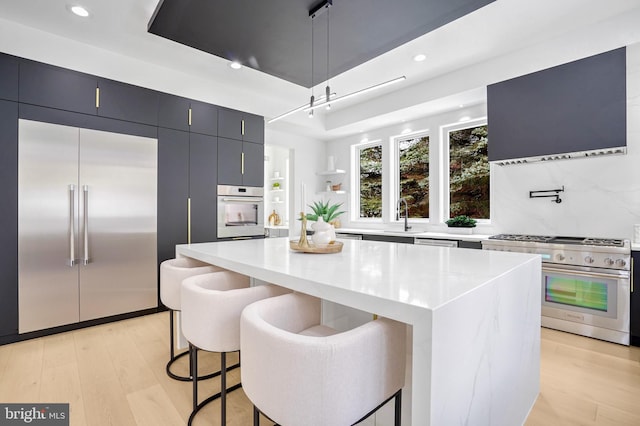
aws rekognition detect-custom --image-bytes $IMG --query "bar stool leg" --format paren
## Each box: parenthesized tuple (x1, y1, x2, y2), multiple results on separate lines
(221, 352, 227, 425)
(253, 406, 260, 426)
(191, 344, 198, 411)
(394, 389, 402, 426)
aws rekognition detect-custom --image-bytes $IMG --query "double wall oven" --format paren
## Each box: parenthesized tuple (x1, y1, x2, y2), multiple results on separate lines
(217, 185, 264, 239)
(483, 235, 631, 345)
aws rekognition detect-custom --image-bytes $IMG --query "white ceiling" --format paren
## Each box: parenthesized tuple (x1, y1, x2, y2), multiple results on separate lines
(1, 0, 640, 141)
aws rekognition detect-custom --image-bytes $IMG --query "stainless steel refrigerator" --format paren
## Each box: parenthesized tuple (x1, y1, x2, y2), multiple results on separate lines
(18, 119, 158, 333)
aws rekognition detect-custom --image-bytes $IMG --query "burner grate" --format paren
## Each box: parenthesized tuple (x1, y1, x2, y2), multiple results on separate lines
(583, 238, 625, 247)
(489, 234, 554, 243)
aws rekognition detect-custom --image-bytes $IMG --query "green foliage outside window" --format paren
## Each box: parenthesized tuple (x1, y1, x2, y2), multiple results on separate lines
(399, 137, 429, 218)
(359, 145, 382, 218)
(449, 125, 489, 219)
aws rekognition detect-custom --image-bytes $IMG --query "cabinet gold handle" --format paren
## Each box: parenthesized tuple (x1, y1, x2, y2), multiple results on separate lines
(241, 152, 245, 174)
(187, 198, 191, 244)
(95, 87, 100, 108)
(241, 119, 245, 136)
(188, 108, 192, 126)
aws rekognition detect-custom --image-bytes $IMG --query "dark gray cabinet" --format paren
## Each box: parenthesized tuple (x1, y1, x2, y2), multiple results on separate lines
(157, 94, 218, 136)
(158, 93, 190, 131)
(189, 134, 218, 243)
(459, 240, 482, 249)
(487, 47, 626, 161)
(218, 107, 264, 144)
(189, 100, 218, 136)
(157, 129, 218, 266)
(19, 60, 97, 115)
(0, 100, 18, 337)
(362, 234, 415, 244)
(217, 137, 263, 187)
(0, 53, 19, 101)
(632, 251, 639, 347)
(157, 128, 189, 267)
(97, 78, 159, 126)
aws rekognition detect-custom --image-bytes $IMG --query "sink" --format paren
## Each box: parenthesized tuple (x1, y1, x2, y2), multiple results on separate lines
(383, 229, 423, 234)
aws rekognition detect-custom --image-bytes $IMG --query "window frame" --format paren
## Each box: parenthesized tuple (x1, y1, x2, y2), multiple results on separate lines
(442, 118, 491, 223)
(391, 130, 431, 223)
(350, 140, 384, 223)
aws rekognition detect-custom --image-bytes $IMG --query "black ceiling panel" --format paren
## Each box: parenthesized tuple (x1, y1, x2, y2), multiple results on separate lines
(148, 0, 495, 88)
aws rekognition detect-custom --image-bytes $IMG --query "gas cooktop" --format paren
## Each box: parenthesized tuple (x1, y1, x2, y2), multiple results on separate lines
(488, 234, 626, 248)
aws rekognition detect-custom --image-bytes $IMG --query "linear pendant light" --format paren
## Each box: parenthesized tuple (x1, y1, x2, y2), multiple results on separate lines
(267, 92, 337, 124)
(267, 0, 407, 124)
(303, 76, 406, 112)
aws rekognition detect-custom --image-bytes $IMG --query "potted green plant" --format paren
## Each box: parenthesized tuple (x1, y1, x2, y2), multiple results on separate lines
(445, 215, 477, 234)
(305, 200, 345, 226)
(304, 200, 345, 244)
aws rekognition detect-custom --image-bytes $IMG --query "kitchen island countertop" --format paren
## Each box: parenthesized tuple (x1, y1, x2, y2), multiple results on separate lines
(176, 238, 541, 425)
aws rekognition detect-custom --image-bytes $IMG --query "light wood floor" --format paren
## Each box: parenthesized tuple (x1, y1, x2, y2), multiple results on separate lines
(0, 313, 639, 426)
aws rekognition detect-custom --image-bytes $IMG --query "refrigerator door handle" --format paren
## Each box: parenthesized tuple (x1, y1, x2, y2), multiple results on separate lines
(83, 185, 90, 265)
(68, 184, 76, 266)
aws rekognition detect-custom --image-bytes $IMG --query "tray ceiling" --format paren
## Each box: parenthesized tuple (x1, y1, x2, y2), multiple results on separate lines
(148, 0, 494, 88)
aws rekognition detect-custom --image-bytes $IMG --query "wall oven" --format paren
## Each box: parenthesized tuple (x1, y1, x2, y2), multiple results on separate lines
(483, 235, 631, 345)
(217, 185, 264, 239)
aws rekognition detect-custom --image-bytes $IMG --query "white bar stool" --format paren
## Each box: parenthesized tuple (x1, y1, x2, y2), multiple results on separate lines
(159, 257, 223, 381)
(181, 271, 290, 425)
(240, 292, 406, 426)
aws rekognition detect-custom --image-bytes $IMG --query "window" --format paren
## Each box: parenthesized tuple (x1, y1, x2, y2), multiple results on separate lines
(398, 135, 429, 218)
(349, 113, 490, 226)
(357, 143, 383, 218)
(448, 124, 489, 219)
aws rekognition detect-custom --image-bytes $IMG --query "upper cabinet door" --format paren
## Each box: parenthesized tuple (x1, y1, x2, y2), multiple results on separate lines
(19, 60, 98, 115)
(242, 113, 264, 144)
(189, 100, 218, 136)
(217, 137, 243, 186)
(218, 108, 264, 144)
(0, 53, 19, 102)
(218, 108, 244, 140)
(158, 93, 190, 131)
(97, 78, 159, 126)
(241, 141, 264, 187)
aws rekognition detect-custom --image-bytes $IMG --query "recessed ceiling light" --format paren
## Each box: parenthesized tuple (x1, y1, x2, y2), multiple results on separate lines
(229, 61, 242, 70)
(70, 5, 90, 17)
(413, 54, 426, 62)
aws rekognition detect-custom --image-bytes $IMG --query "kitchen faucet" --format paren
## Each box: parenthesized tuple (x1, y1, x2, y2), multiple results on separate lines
(396, 198, 411, 232)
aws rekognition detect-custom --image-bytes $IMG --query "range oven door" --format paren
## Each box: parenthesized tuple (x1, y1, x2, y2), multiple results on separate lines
(541, 264, 630, 338)
(217, 185, 264, 239)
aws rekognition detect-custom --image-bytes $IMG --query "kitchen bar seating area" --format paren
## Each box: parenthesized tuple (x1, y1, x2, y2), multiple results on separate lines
(1, 268, 640, 425)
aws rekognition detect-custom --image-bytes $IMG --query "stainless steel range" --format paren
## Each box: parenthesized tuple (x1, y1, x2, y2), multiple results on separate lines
(483, 234, 631, 345)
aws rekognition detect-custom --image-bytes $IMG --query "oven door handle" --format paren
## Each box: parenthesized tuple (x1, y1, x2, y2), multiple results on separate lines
(542, 265, 629, 280)
(220, 196, 264, 203)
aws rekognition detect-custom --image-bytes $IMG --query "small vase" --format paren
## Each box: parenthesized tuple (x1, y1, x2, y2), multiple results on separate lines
(311, 217, 335, 245)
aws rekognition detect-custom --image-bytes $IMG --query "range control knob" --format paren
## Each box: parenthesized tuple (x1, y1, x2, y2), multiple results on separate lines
(584, 256, 594, 264)
(604, 258, 614, 266)
(556, 253, 565, 261)
(616, 259, 627, 268)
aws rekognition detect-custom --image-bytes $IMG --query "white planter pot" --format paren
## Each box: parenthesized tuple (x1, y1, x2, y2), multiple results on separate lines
(446, 227, 474, 235)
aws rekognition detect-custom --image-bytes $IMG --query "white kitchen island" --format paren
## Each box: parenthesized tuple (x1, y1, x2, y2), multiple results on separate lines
(176, 238, 541, 425)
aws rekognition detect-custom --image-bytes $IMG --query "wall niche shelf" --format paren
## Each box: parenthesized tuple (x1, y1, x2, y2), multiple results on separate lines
(316, 169, 346, 176)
